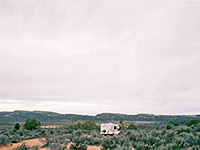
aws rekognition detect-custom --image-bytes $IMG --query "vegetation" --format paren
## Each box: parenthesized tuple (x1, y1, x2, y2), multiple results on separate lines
(127, 123, 138, 130)
(166, 124, 172, 130)
(1, 110, 200, 124)
(67, 120, 99, 131)
(187, 120, 199, 127)
(16, 143, 30, 150)
(0, 135, 9, 146)
(1, 118, 200, 149)
(173, 122, 179, 126)
(24, 119, 41, 130)
(70, 142, 87, 150)
(14, 123, 20, 131)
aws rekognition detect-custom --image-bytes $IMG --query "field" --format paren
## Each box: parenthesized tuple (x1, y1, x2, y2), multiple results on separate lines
(0, 119, 200, 150)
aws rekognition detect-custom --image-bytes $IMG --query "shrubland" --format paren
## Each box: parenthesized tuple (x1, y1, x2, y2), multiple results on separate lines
(0, 119, 200, 150)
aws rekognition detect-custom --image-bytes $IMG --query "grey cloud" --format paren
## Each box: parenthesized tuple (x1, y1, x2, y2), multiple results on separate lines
(0, 0, 200, 114)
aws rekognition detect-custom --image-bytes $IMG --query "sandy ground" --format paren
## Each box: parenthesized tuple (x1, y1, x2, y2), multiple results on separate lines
(0, 138, 48, 150)
(0, 138, 102, 150)
(87, 145, 102, 150)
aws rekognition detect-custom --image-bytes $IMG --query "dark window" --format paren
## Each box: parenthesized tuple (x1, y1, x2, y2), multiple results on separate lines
(114, 126, 117, 129)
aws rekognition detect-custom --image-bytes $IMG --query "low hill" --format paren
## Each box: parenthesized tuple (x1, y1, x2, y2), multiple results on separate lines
(0, 110, 200, 125)
(0, 110, 93, 124)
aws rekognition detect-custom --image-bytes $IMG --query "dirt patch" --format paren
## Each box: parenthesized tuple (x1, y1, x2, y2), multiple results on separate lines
(0, 139, 102, 150)
(66, 143, 102, 150)
(87, 145, 102, 150)
(0, 138, 48, 150)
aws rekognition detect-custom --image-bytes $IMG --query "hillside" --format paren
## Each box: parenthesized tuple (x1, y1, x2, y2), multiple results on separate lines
(0, 110, 200, 125)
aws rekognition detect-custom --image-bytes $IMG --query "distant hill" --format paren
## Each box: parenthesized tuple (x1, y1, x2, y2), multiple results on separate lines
(0, 110, 93, 124)
(0, 110, 200, 125)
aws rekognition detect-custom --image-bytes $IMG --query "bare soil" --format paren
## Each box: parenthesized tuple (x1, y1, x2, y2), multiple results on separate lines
(0, 138, 102, 150)
(0, 138, 47, 150)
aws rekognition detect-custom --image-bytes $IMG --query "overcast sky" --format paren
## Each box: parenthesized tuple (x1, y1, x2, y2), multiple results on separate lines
(0, 0, 200, 115)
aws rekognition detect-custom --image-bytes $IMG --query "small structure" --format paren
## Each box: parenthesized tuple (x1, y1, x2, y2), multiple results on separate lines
(100, 123, 120, 135)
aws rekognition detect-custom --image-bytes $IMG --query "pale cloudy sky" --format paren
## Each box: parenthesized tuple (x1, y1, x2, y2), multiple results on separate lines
(0, 0, 200, 115)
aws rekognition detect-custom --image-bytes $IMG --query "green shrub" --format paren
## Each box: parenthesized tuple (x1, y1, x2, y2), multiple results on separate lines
(11, 134, 21, 143)
(16, 143, 30, 150)
(24, 119, 41, 130)
(14, 123, 20, 131)
(173, 122, 179, 126)
(32, 145, 40, 150)
(49, 142, 67, 150)
(0, 135, 10, 146)
(70, 143, 87, 150)
(101, 138, 117, 150)
(127, 123, 138, 130)
(187, 120, 199, 127)
(75, 131, 82, 137)
(166, 125, 172, 130)
(67, 120, 98, 131)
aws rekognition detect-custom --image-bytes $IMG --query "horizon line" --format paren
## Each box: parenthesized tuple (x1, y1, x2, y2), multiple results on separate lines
(0, 109, 200, 116)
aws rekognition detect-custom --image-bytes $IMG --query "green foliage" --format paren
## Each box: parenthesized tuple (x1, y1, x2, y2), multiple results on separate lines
(2, 119, 200, 150)
(31, 145, 40, 150)
(127, 123, 138, 130)
(11, 134, 21, 143)
(70, 143, 87, 150)
(173, 122, 179, 126)
(0, 135, 10, 146)
(67, 120, 98, 131)
(166, 125, 172, 130)
(14, 123, 20, 130)
(70, 136, 87, 150)
(101, 135, 133, 150)
(24, 119, 41, 130)
(102, 137, 117, 150)
(49, 142, 67, 150)
(187, 120, 199, 127)
(81, 120, 97, 130)
(119, 120, 123, 125)
(75, 131, 82, 137)
(101, 124, 200, 149)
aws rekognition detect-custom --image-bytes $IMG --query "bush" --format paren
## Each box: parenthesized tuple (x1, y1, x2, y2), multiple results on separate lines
(16, 143, 30, 150)
(173, 122, 179, 126)
(127, 123, 138, 130)
(75, 131, 82, 137)
(32, 145, 40, 150)
(70, 142, 87, 150)
(14, 123, 20, 130)
(67, 120, 99, 131)
(187, 120, 199, 127)
(24, 119, 41, 130)
(49, 142, 67, 150)
(101, 138, 117, 150)
(0, 135, 10, 146)
(166, 125, 172, 130)
(11, 134, 21, 143)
